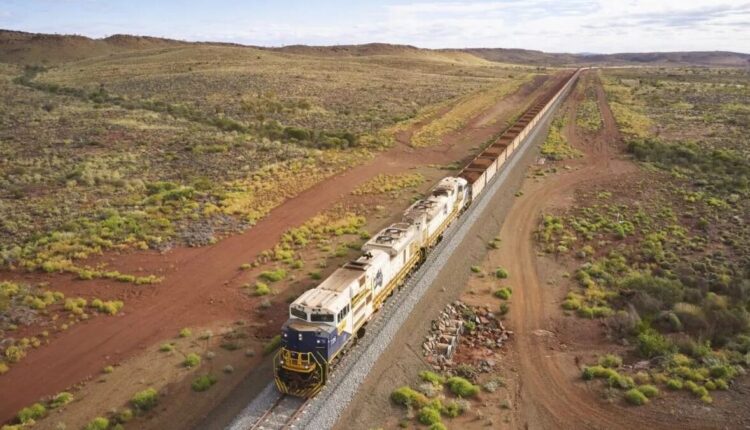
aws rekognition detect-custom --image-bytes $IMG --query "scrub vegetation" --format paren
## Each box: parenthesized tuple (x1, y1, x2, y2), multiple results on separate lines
(0, 47, 530, 284)
(539, 67, 750, 406)
(540, 117, 580, 161)
(390, 372, 476, 428)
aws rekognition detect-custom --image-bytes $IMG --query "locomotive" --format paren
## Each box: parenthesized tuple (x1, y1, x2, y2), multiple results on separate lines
(273, 68, 582, 397)
(274, 177, 469, 397)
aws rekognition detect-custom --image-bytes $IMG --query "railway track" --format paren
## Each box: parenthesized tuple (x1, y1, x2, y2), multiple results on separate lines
(226, 388, 307, 430)
(226, 70, 580, 430)
(248, 394, 307, 430)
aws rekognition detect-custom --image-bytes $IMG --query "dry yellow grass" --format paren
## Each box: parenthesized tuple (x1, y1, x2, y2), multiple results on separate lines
(410, 75, 532, 147)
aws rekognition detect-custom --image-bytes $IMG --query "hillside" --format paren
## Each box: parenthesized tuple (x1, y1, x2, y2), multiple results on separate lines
(2, 29, 748, 67)
(0, 29, 187, 64)
(463, 47, 750, 67)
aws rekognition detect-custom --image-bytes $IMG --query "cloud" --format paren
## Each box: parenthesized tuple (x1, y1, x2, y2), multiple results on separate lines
(4, 0, 749, 53)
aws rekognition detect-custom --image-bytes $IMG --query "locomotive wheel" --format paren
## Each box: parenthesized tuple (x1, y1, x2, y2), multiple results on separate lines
(356, 326, 366, 339)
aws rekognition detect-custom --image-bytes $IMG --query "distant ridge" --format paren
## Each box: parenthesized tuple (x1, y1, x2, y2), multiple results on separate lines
(1, 29, 749, 67)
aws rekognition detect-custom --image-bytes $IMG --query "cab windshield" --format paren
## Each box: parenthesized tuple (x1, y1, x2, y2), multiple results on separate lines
(310, 313, 334, 322)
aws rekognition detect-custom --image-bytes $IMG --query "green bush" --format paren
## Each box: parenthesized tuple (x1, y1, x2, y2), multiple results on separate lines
(428, 423, 447, 430)
(637, 328, 674, 358)
(499, 302, 510, 316)
(440, 400, 464, 418)
(84, 417, 109, 430)
(254, 282, 271, 296)
(637, 384, 659, 398)
(391, 386, 428, 407)
(131, 387, 158, 411)
(666, 378, 683, 390)
(116, 408, 133, 423)
(192, 374, 218, 392)
(260, 268, 287, 282)
(50, 392, 74, 408)
(159, 343, 174, 352)
(598, 354, 622, 368)
(18, 403, 46, 424)
(470, 265, 482, 274)
(184, 353, 201, 368)
(179, 328, 192, 338)
(263, 335, 282, 355)
(419, 370, 445, 385)
(494, 287, 512, 300)
(609, 374, 635, 390)
(446, 376, 479, 397)
(417, 406, 442, 425)
(582, 365, 619, 381)
(624, 388, 649, 405)
(495, 267, 509, 279)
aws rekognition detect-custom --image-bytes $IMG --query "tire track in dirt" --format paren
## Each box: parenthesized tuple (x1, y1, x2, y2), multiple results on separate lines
(0, 74, 555, 423)
(501, 71, 706, 430)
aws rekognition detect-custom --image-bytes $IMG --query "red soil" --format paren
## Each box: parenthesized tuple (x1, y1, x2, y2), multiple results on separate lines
(0, 73, 558, 422)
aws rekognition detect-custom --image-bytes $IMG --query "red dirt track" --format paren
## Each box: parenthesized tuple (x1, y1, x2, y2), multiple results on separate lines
(0, 74, 559, 422)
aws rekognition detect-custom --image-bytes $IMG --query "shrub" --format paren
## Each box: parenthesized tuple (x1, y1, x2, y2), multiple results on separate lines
(184, 353, 201, 368)
(260, 268, 287, 282)
(417, 406, 442, 425)
(4, 346, 25, 363)
(582, 365, 619, 381)
(159, 343, 174, 352)
(131, 388, 158, 411)
(609, 374, 635, 390)
(470, 266, 482, 274)
(598, 354, 622, 368)
(709, 364, 735, 379)
(179, 328, 192, 338)
(624, 388, 649, 405)
(495, 267, 509, 279)
(637, 328, 674, 358)
(419, 370, 445, 385)
(18, 403, 46, 424)
(441, 400, 464, 418)
(50, 392, 74, 408)
(666, 378, 683, 390)
(499, 302, 510, 316)
(192, 374, 218, 392)
(254, 282, 271, 296)
(391, 386, 428, 407)
(446, 376, 479, 397)
(103, 365, 114, 374)
(494, 287, 512, 300)
(562, 296, 582, 311)
(637, 384, 659, 398)
(84, 417, 109, 430)
(0, 362, 8, 374)
(429, 424, 447, 430)
(263, 335, 282, 355)
(116, 408, 133, 423)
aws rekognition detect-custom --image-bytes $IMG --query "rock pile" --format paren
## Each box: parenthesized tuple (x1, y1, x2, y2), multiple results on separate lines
(422, 301, 511, 372)
(422, 301, 465, 369)
(459, 305, 511, 352)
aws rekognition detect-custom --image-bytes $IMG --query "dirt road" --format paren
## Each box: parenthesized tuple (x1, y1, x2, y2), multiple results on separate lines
(500, 72, 716, 429)
(335, 71, 726, 430)
(0, 74, 555, 423)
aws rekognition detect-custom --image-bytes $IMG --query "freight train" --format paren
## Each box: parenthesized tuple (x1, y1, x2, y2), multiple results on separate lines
(273, 69, 582, 397)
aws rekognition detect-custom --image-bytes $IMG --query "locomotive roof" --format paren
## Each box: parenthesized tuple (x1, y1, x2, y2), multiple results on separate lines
(318, 267, 365, 293)
(362, 222, 416, 255)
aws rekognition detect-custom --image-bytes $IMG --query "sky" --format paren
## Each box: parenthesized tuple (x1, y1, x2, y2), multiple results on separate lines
(1, 0, 749, 54)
